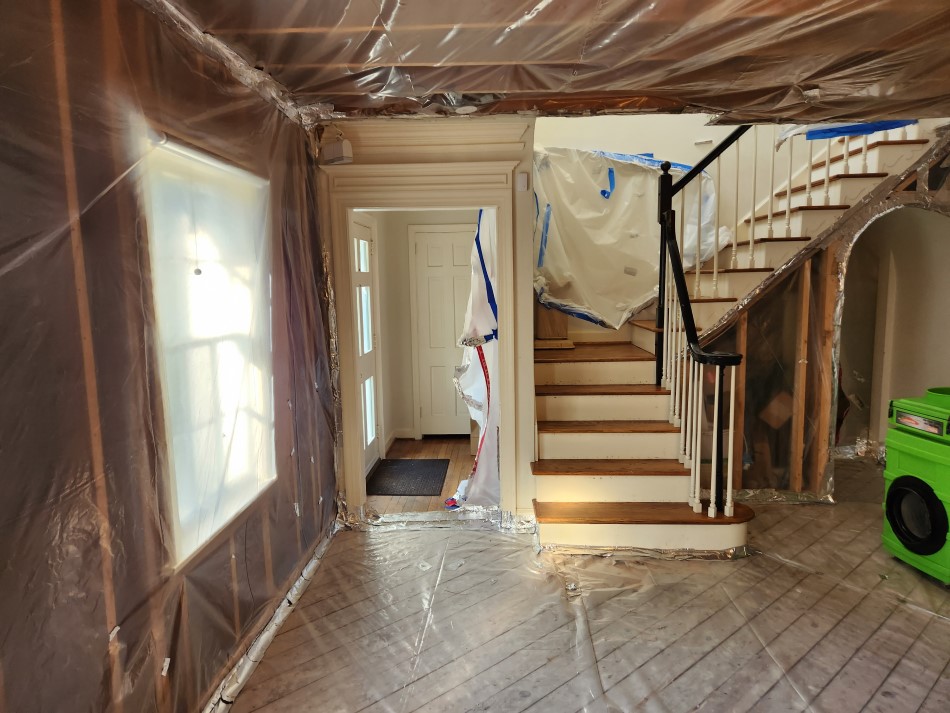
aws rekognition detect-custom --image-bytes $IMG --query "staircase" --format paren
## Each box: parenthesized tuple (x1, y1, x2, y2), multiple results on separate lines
(532, 124, 933, 553)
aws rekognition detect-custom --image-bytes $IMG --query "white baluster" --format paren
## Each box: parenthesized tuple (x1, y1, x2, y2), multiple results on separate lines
(785, 135, 794, 237)
(725, 365, 737, 518)
(672, 299, 681, 428)
(805, 140, 814, 206)
(861, 135, 869, 173)
(683, 352, 693, 467)
(663, 255, 672, 388)
(900, 124, 908, 140)
(708, 365, 721, 518)
(748, 127, 758, 265)
(693, 360, 703, 514)
(842, 135, 851, 175)
(712, 158, 721, 297)
(824, 138, 832, 205)
(679, 192, 686, 259)
(694, 183, 702, 296)
(732, 139, 740, 269)
(692, 361, 702, 513)
(766, 126, 775, 238)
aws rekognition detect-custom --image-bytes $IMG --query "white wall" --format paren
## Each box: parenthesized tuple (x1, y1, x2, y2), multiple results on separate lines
(841, 207, 950, 445)
(372, 209, 479, 448)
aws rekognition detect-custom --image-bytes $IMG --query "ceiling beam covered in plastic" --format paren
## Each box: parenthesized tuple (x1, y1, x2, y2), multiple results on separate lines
(159, 0, 950, 121)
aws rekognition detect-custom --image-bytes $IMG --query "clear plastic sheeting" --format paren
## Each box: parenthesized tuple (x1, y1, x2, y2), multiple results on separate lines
(0, 2, 337, 711)
(154, 0, 950, 121)
(454, 209, 501, 507)
(533, 148, 728, 329)
(230, 503, 950, 712)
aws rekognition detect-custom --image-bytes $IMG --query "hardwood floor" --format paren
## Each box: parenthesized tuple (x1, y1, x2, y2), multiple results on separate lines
(232, 459, 950, 713)
(366, 436, 475, 515)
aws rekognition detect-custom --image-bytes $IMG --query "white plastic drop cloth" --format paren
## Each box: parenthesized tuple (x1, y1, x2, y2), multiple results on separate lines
(452, 209, 500, 507)
(533, 147, 731, 329)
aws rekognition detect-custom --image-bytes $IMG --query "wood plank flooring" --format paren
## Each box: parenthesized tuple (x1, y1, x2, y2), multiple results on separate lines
(233, 458, 950, 713)
(365, 436, 474, 515)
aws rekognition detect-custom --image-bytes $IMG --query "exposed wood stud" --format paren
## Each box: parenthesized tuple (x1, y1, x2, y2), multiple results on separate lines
(789, 260, 812, 492)
(50, 0, 123, 708)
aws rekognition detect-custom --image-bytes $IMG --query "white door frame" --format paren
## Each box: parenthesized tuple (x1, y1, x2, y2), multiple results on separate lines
(408, 223, 478, 440)
(349, 212, 387, 466)
(320, 161, 519, 514)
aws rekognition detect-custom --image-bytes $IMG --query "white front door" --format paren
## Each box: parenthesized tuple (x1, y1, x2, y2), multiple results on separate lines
(351, 214, 381, 475)
(411, 225, 475, 436)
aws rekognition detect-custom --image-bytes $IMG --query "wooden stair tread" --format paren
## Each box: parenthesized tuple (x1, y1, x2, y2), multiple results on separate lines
(774, 172, 888, 198)
(531, 459, 689, 476)
(632, 319, 704, 333)
(533, 500, 755, 525)
(537, 420, 679, 434)
(534, 342, 653, 363)
(536, 384, 670, 396)
(733, 236, 811, 247)
(745, 205, 849, 224)
(690, 296, 737, 303)
(687, 267, 773, 274)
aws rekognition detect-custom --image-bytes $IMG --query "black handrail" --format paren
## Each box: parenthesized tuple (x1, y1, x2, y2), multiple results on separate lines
(655, 127, 749, 513)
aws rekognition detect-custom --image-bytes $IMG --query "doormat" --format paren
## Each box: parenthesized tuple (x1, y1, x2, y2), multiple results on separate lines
(366, 459, 450, 497)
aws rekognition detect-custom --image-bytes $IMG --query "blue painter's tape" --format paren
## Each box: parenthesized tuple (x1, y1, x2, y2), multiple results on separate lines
(805, 120, 917, 141)
(600, 167, 615, 199)
(537, 203, 552, 269)
(474, 208, 498, 339)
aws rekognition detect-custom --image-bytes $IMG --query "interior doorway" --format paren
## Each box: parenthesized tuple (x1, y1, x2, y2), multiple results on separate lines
(350, 208, 488, 515)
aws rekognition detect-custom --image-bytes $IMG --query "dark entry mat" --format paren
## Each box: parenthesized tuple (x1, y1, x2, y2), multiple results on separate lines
(366, 459, 450, 496)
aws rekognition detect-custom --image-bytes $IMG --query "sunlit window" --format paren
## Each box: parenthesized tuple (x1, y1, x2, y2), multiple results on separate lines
(142, 141, 276, 564)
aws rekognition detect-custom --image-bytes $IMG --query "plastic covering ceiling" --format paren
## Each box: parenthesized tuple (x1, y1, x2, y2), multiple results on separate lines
(158, 0, 950, 121)
(1, 1, 336, 711)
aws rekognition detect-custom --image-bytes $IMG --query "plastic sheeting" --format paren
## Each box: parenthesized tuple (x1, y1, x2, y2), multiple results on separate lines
(454, 209, 500, 507)
(153, 0, 950, 121)
(0, 2, 337, 711)
(228, 510, 950, 712)
(533, 148, 728, 329)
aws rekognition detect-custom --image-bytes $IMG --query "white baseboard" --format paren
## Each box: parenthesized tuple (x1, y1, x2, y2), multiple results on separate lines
(384, 428, 416, 455)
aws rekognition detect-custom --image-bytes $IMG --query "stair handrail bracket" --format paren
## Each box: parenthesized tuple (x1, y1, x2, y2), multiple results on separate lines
(655, 129, 747, 520)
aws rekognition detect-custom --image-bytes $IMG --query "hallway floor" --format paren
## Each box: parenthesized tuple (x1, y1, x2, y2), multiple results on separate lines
(233, 459, 950, 712)
(366, 436, 475, 515)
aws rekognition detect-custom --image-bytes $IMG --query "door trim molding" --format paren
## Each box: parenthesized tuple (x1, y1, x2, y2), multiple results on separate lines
(320, 161, 518, 514)
(408, 223, 478, 440)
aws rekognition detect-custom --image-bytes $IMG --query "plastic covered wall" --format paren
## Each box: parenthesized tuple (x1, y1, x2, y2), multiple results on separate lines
(159, 0, 950, 121)
(0, 2, 336, 711)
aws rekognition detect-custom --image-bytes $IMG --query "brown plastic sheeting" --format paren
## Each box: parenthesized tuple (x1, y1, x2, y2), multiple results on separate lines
(162, 0, 950, 121)
(0, 1, 337, 712)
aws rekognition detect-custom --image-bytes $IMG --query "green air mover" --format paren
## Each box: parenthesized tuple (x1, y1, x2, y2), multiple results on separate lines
(882, 387, 950, 584)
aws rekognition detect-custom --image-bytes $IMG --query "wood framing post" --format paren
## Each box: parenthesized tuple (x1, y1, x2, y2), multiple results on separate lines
(789, 260, 812, 492)
(50, 1, 123, 708)
(810, 251, 839, 494)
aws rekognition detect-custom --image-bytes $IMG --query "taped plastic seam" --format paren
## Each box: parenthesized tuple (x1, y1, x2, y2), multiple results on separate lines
(201, 527, 340, 713)
(133, 0, 334, 127)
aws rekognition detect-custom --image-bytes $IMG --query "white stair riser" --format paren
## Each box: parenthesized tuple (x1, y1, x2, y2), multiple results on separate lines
(536, 393, 670, 421)
(748, 207, 845, 241)
(692, 301, 737, 329)
(808, 143, 926, 184)
(538, 431, 679, 459)
(631, 327, 658, 354)
(535, 475, 690, 502)
(535, 360, 654, 385)
(715, 239, 808, 270)
(778, 176, 883, 212)
(687, 272, 766, 300)
(537, 521, 748, 551)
